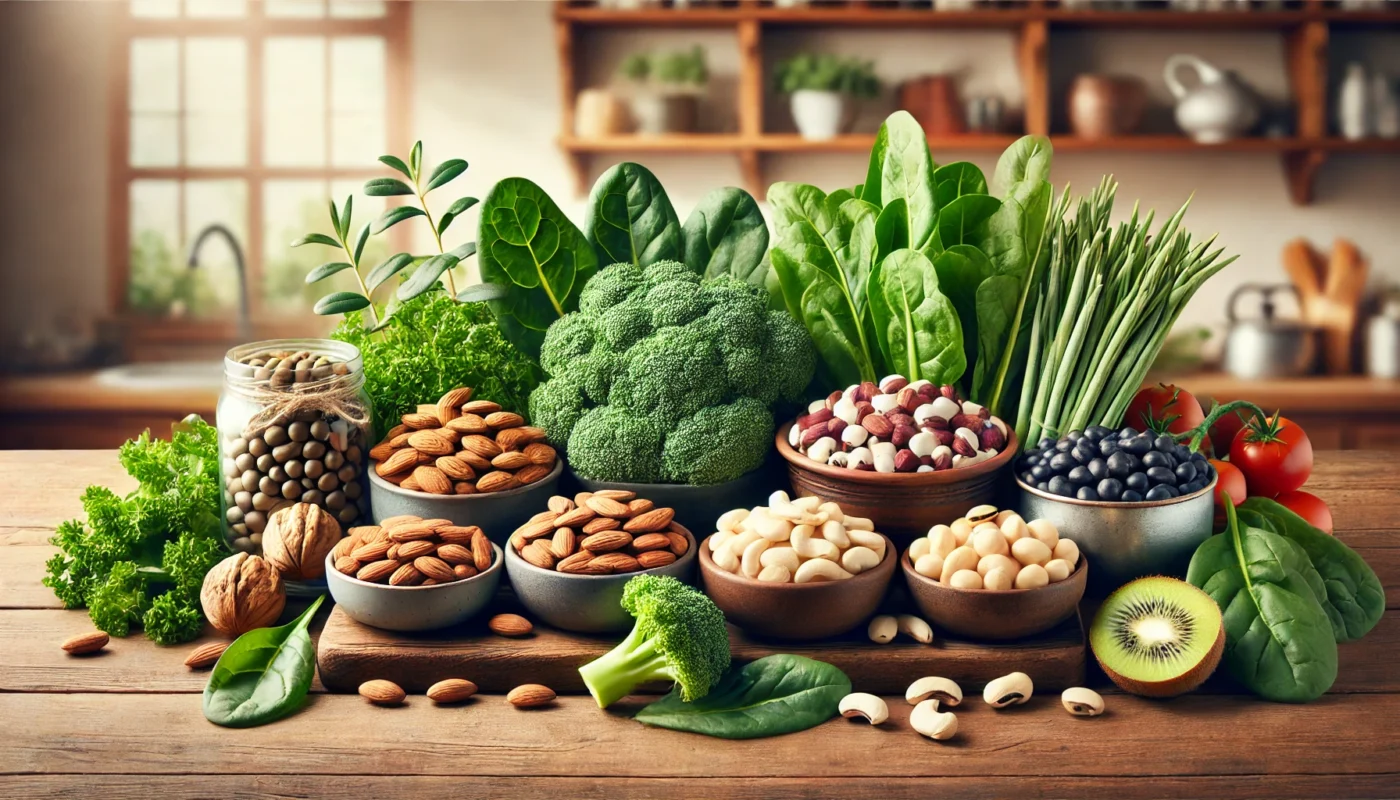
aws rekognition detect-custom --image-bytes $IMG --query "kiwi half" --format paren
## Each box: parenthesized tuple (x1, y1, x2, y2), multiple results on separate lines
(1090, 576, 1225, 698)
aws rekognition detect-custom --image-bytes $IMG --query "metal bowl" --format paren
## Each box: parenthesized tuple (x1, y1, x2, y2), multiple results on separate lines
(1015, 474, 1217, 594)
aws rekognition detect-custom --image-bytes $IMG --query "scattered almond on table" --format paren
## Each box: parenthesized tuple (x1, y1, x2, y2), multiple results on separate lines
(510, 491, 691, 575)
(370, 386, 556, 495)
(487, 613, 534, 638)
(426, 678, 479, 705)
(507, 683, 556, 708)
(60, 631, 109, 655)
(359, 679, 407, 706)
(183, 641, 230, 669)
(333, 517, 494, 586)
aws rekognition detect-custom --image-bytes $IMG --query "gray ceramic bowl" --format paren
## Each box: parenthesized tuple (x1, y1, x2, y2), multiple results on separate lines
(323, 542, 503, 632)
(503, 525, 698, 633)
(1016, 473, 1217, 594)
(572, 466, 779, 535)
(367, 460, 562, 545)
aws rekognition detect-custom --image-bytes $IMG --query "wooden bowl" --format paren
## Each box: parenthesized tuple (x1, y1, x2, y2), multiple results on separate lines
(776, 423, 1019, 544)
(698, 533, 897, 641)
(901, 551, 1088, 641)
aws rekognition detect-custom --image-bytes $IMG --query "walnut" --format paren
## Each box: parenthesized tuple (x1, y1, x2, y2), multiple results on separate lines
(262, 502, 343, 580)
(200, 553, 286, 637)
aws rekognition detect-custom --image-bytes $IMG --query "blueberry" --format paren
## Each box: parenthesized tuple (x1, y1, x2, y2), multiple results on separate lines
(1068, 466, 1093, 485)
(1066, 430, 1084, 442)
(1122, 435, 1151, 456)
(1055, 439, 1073, 452)
(1175, 461, 1198, 484)
(1073, 445, 1097, 464)
(1179, 480, 1202, 494)
(1087, 458, 1108, 480)
(1154, 434, 1177, 453)
(1106, 451, 1133, 478)
(1121, 489, 1144, 502)
(1049, 452, 1076, 473)
(1097, 477, 1124, 500)
(1099, 438, 1121, 457)
(1119, 426, 1139, 440)
(1142, 451, 1170, 469)
(1145, 484, 1180, 501)
(1085, 425, 1113, 442)
(1020, 471, 1034, 484)
(1048, 475, 1073, 497)
(1039, 438, 1056, 451)
(1146, 466, 1178, 486)
(1191, 450, 1208, 463)
(1173, 444, 1193, 462)
(1201, 463, 1216, 481)
(1076, 486, 1101, 501)
(1036, 481, 1050, 492)
(1031, 464, 1051, 481)
(1126, 472, 1149, 491)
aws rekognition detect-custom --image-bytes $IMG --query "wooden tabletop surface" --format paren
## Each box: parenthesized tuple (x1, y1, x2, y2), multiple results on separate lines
(1, 451, 1396, 799)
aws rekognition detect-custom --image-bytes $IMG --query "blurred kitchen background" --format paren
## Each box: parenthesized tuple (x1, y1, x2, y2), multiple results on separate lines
(1, 0, 1397, 449)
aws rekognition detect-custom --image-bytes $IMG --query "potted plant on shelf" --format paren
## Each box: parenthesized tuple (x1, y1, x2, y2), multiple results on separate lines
(618, 47, 709, 135)
(774, 54, 880, 141)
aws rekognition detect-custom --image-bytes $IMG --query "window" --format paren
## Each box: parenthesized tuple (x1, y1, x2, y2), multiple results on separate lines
(113, 0, 409, 331)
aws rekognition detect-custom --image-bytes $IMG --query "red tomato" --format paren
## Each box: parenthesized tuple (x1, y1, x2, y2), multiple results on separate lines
(1211, 459, 1247, 530)
(1276, 489, 1334, 534)
(1206, 402, 1252, 460)
(1125, 384, 1206, 437)
(1229, 415, 1314, 498)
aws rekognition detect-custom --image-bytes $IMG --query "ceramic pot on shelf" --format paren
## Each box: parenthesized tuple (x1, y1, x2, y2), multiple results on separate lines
(899, 75, 965, 136)
(1068, 74, 1147, 139)
(1163, 54, 1260, 143)
(791, 89, 848, 141)
(1339, 62, 1371, 140)
(574, 89, 628, 139)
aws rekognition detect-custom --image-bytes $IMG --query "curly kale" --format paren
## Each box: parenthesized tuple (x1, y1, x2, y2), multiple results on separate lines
(527, 260, 816, 485)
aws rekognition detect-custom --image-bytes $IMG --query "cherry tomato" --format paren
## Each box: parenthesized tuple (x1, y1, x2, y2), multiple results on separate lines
(1125, 384, 1206, 438)
(1210, 459, 1247, 530)
(1206, 402, 1252, 460)
(1229, 415, 1313, 498)
(1276, 489, 1334, 534)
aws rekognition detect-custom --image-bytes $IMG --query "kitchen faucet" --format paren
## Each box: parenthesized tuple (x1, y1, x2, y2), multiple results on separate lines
(187, 223, 252, 342)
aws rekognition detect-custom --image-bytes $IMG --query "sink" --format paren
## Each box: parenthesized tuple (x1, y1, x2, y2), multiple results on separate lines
(94, 360, 225, 391)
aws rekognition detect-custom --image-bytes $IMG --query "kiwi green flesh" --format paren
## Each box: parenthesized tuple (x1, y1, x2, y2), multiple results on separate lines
(1091, 576, 1225, 697)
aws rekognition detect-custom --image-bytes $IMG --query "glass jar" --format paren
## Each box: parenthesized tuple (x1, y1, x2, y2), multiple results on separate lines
(217, 339, 373, 555)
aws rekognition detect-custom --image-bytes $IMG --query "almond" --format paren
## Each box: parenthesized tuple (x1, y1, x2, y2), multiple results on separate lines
(630, 532, 672, 552)
(483, 410, 525, 430)
(513, 515, 559, 542)
(435, 394, 464, 425)
(547, 495, 575, 514)
(392, 539, 434, 560)
(356, 559, 400, 583)
(436, 456, 476, 482)
(331, 535, 358, 560)
(521, 541, 557, 570)
(445, 413, 488, 435)
(427, 677, 478, 704)
(386, 543, 401, 561)
(437, 543, 474, 565)
(582, 516, 618, 535)
(521, 443, 556, 468)
(387, 521, 438, 542)
(488, 613, 534, 637)
(553, 506, 596, 528)
(453, 563, 478, 580)
(437, 525, 480, 545)
(389, 563, 424, 586)
(384, 423, 409, 440)
(389, 432, 414, 448)
(60, 631, 109, 655)
(507, 683, 555, 708)
(627, 497, 655, 516)
(407, 429, 455, 456)
(401, 412, 441, 430)
(335, 555, 361, 575)
(471, 530, 493, 571)
(183, 640, 229, 669)
(351, 539, 392, 561)
(666, 531, 691, 556)
(457, 450, 493, 471)
(491, 451, 531, 470)
(580, 530, 632, 553)
(550, 527, 576, 559)
(437, 386, 474, 410)
(454, 482, 477, 495)
(637, 550, 678, 569)
(462, 399, 502, 416)
(497, 426, 546, 451)
(399, 474, 423, 492)
(585, 496, 631, 518)
(590, 552, 640, 574)
(375, 447, 420, 477)
(476, 471, 522, 494)
(574, 491, 594, 506)
(378, 515, 420, 527)
(411, 465, 452, 495)
(368, 441, 398, 462)
(414, 556, 457, 583)
(557, 551, 601, 574)
(460, 435, 503, 460)
(359, 679, 406, 706)
(623, 507, 675, 533)
(593, 489, 636, 502)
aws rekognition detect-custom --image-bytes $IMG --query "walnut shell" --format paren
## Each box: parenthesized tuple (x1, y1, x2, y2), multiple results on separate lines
(200, 553, 287, 637)
(262, 502, 343, 580)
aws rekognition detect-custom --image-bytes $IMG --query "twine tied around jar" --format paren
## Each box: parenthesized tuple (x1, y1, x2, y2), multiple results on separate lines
(228, 368, 371, 440)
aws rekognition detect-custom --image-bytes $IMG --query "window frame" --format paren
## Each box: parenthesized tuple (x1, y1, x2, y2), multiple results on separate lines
(108, 2, 412, 342)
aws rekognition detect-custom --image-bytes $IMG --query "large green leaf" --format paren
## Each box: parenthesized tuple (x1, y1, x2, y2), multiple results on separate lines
(971, 274, 1020, 397)
(932, 245, 993, 389)
(635, 655, 850, 739)
(877, 110, 939, 251)
(874, 198, 909, 260)
(584, 162, 682, 268)
(203, 596, 323, 728)
(867, 248, 965, 385)
(933, 161, 989, 207)
(477, 176, 598, 359)
(936, 194, 1002, 250)
(859, 123, 887, 207)
(682, 186, 769, 281)
(992, 134, 1053, 195)
(772, 248, 871, 389)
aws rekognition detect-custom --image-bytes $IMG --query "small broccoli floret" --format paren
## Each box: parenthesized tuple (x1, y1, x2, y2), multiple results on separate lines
(578, 574, 731, 708)
(721, 344, 771, 405)
(528, 378, 589, 447)
(579, 262, 645, 314)
(761, 310, 818, 403)
(645, 279, 708, 329)
(704, 278, 767, 348)
(611, 326, 727, 425)
(567, 405, 665, 483)
(662, 398, 774, 485)
(642, 258, 699, 288)
(597, 298, 653, 350)
(538, 312, 598, 377)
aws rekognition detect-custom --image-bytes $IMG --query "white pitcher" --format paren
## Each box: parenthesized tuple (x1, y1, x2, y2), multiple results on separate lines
(1163, 54, 1260, 144)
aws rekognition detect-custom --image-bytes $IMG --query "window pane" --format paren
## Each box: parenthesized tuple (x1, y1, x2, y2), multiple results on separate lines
(329, 0, 386, 18)
(264, 37, 327, 166)
(131, 39, 179, 112)
(131, 113, 180, 167)
(330, 112, 382, 168)
(331, 37, 385, 112)
(184, 180, 248, 316)
(184, 38, 247, 166)
(265, 0, 325, 17)
(186, 0, 247, 17)
(130, 0, 179, 18)
(262, 181, 389, 315)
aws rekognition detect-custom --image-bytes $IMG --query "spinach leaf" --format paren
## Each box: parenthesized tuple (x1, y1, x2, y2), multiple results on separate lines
(877, 111, 939, 252)
(1237, 497, 1385, 642)
(992, 134, 1053, 195)
(1186, 501, 1337, 703)
(933, 161, 989, 207)
(682, 187, 769, 282)
(585, 162, 683, 268)
(859, 123, 888, 207)
(933, 245, 993, 382)
(868, 249, 966, 385)
(203, 595, 324, 728)
(478, 177, 598, 359)
(874, 198, 910, 259)
(635, 654, 851, 739)
(972, 274, 1020, 397)
(936, 194, 1002, 250)
(773, 249, 873, 388)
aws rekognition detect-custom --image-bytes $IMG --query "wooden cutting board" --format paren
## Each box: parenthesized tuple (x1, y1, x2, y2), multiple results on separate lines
(317, 603, 1086, 696)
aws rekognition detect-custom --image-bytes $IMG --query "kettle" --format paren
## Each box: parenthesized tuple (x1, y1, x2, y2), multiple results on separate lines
(1224, 284, 1316, 380)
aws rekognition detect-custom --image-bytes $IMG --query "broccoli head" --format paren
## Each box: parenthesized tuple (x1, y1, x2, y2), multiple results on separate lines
(527, 260, 817, 485)
(578, 574, 731, 708)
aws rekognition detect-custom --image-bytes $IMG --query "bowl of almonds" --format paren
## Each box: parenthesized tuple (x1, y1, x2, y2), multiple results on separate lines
(366, 387, 564, 544)
(502, 491, 699, 633)
(324, 515, 504, 631)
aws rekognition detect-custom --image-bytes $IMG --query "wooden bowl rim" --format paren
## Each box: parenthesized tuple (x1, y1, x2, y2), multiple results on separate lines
(900, 549, 1088, 596)
(367, 459, 562, 501)
(775, 423, 1019, 485)
(324, 541, 504, 592)
(698, 532, 897, 590)
(503, 524, 698, 581)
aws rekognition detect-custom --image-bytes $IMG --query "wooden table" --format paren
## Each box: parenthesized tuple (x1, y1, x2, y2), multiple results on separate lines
(2, 451, 1397, 799)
